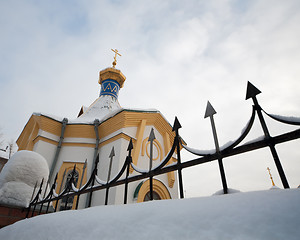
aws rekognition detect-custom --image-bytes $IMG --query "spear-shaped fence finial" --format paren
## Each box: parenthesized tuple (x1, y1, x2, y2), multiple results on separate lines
(204, 101, 219, 151)
(79, 159, 87, 189)
(124, 139, 133, 204)
(148, 128, 156, 201)
(172, 116, 182, 133)
(204, 101, 217, 119)
(127, 138, 134, 157)
(105, 147, 116, 205)
(172, 116, 184, 198)
(246, 81, 261, 100)
(108, 147, 115, 183)
(205, 101, 228, 194)
(245, 82, 289, 189)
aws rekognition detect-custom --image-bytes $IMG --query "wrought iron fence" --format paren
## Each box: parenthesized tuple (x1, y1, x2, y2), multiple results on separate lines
(25, 82, 300, 218)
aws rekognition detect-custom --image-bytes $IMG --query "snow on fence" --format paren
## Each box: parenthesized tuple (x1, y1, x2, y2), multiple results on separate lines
(25, 81, 300, 218)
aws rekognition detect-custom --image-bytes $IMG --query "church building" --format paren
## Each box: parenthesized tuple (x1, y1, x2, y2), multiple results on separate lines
(16, 51, 178, 210)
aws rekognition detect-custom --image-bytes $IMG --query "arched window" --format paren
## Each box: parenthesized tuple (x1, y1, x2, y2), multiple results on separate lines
(143, 191, 161, 201)
(56, 161, 87, 211)
(136, 179, 171, 203)
(59, 170, 79, 211)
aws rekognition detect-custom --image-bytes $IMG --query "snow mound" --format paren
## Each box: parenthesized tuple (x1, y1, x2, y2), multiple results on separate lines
(0, 189, 299, 239)
(0, 150, 49, 207)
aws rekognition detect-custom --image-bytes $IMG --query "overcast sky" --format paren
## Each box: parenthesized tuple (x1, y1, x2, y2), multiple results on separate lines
(0, 0, 299, 197)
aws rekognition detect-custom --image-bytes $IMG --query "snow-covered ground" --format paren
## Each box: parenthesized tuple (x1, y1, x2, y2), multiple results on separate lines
(0, 189, 299, 240)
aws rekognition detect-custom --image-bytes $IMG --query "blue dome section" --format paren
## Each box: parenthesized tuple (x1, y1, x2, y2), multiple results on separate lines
(99, 79, 120, 99)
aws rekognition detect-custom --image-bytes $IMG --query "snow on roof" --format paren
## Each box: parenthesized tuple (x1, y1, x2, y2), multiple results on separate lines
(34, 107, 160, 125)
(34, 106, 161, 126)
(29, 85, 173, 128)
(75, 95, 121, 122)
(0, 189, 299, 239)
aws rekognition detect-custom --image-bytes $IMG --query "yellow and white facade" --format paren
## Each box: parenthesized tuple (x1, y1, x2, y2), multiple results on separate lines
(17, 66, 178, 209)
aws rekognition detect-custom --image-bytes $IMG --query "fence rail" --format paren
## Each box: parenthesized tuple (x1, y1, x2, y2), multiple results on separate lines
(25, 81, 300, 218)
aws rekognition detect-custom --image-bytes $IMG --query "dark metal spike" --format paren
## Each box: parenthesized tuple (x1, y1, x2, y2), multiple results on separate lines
(148, 128, 156, 142)
(95, 154, 99, 165)
(246, 81, 261, 100)
(69, 165, 77, 185)
(39, 178, 44, 189)
(109, 147, 115, 158)
(172, 116, 182, 132)
(127, 138, 133, 151)
(204, 101, 217, 118)
(43, 178, 50, 199)
(54, 172, 58, 183)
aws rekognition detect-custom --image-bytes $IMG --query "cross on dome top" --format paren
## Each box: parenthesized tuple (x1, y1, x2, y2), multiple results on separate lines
(111, 48, 121, 68)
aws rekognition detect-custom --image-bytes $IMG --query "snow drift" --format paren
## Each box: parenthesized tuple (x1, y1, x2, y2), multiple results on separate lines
(0, 189, 299, 240)
(0, 150, 49, 207)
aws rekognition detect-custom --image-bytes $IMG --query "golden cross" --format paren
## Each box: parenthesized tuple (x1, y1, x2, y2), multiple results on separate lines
(267, 167, 275, 186)
(111, 49, 121, 68)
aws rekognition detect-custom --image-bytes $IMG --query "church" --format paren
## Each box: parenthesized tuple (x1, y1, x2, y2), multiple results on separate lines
(16, 50, 178, 210)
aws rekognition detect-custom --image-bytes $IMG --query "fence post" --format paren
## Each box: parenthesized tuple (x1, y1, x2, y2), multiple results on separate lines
(124, 139, 133, 204)
(26, 181, 38, 218)
(31, 179, 44, 217)
(246, 81, 289, 188)
(105, 147, 115, 205)
(173, 117, 184, 199)
(38, 178, 49, 215)
(148, 128, 156, 200)
(63, 165, 76, 210)
(55, 169, 66, 210)
(205, 101, 228, 194)
(46, 173, 57, 213)
(88, 155, 99, 207)
(75, 160, 87, 210)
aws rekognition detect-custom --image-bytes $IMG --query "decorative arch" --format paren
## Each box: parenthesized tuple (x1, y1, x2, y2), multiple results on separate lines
(137, 179, 171, 203)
